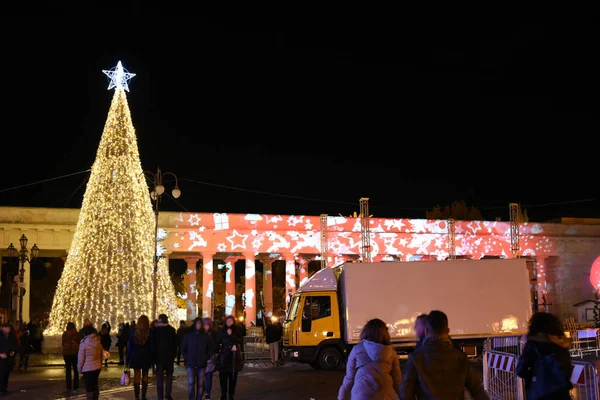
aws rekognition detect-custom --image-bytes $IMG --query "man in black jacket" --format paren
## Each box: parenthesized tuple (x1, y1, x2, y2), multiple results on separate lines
(151, 314, 178, 400)
(181, 318, 213, 400)
(176, 320, 188, 366)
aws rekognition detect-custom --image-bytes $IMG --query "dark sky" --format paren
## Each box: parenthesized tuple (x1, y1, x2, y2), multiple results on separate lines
(0, 20, 598, 222)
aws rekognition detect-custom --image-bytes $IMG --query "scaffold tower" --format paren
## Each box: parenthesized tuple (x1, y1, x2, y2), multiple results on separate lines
(360, 198, 372, 262)
(509, 203, 521, 258)
(447, 218, 456, 260)
(320, 214, 329, 269)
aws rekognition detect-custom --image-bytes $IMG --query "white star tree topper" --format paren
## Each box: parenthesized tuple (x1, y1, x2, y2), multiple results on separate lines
(102, 61, 136, 92)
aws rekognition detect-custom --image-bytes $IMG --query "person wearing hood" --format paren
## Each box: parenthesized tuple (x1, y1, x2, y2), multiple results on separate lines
(400, 310, 489, 400)
(338, 318, 402, 400)
(181, 317, 213, 399)
(78, 325, 103, 400)
(517, 312, 573, 400)
(150, 314, 177, 400)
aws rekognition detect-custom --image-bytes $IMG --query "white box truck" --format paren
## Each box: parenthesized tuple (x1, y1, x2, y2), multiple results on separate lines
(282, 258, 532, 370)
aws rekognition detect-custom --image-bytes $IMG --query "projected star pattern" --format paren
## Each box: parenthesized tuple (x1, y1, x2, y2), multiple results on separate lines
(165, 212, 575, 315)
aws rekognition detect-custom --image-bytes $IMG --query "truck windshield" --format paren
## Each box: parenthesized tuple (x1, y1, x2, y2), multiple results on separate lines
(286, 294, 301, 322)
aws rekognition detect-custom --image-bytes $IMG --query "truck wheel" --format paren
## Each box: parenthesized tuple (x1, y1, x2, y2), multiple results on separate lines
(318, 347, 342, 370)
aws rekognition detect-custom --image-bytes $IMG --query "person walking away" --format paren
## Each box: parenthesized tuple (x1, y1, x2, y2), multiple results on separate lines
(182, 318, 213, 400)
(338, 318, 402, 400)
(176, 320, 188, 366)
(150, 314, 177, 400)
(62, 322, 81, 394)
(203, 318, 218, 400)
(127, 315, 152, 400)
(414, 314, 428, 349)
(99, 324, 112, 367)
(78, 324, 103, 400)
(516, 312, 573, 400)
(400, 310, 489, 400)
(17, 323, 31, 371)
(0, 323, 19, 396)
(116, 322, 127, 365)
(265, 319, 282, 367)
(216, 315, 244, 400)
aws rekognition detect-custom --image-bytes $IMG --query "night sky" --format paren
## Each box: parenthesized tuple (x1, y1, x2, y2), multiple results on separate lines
(1, 21, 598, 222)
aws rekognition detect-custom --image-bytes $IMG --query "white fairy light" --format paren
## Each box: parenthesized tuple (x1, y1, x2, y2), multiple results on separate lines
(102, 61, 136, 92)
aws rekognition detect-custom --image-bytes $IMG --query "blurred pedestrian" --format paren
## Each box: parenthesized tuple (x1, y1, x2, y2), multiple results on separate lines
(116, 322, 128, 365)
(203, 318, 218, 400)
(62, 322, 81, 394)
(151, 314, 177, 400)
(0, 323, 19, 396)
(78, 324, 103, 400)
(17, 323, 31, 371)
(181, 317, 213, 399)
(265, 319, 282, 367)
(414, 314, 428, 349)
(127, 315, 152, 400)
(338, 318, 402, 400)
(176, 320, 187, 366)
(400, 310, 489, 400)
(517, 312, 573, 400)
(99, 324, 111, 367)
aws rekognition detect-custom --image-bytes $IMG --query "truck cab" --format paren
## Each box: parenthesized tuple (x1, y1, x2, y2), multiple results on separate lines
(283, 268, 345, 370)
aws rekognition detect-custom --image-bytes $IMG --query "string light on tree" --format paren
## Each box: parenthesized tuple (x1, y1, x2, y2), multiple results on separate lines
(45, 61, 178, 335)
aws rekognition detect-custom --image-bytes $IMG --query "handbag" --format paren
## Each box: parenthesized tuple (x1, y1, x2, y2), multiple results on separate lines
(102, 349, 111, 361)
(120, 368, 131, 386)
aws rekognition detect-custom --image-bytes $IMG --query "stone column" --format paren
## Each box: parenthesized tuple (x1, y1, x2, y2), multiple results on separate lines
(535, 256, 547, 310)
(283, 253, 297, 309)
(224, 257, 238, 317)
(244, 254, 256, 327)
(297, 256, 310, 288)
(259, 256, 273, 318)
(202, 253, 215, 318)
(185, 257, 200, 321)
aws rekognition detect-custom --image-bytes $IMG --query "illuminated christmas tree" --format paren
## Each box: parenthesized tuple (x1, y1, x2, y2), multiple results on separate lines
(45, 62, 178, 335)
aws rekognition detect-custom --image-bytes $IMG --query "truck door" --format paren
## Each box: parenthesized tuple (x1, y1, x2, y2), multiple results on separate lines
(298, 294, 336, 347)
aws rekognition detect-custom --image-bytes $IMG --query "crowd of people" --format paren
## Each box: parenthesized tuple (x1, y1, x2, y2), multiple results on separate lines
(338, 310, 574, 400)
(58, 313, 245, 400)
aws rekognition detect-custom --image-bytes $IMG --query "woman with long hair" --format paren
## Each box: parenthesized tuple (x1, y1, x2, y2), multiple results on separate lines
(338, 318, 402, 400)
(126, 315, 152, 400)
(216, 315, 244, 400)
(203, 318, 218, 400)
(517, 312, 572, 400)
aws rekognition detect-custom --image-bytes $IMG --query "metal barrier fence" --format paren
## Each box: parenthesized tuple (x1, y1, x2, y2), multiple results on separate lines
(483, 350, 522, 400)
(569, 360, 598, 400)
(484, 349, 599, 400)
(242, 336, 272, 366)
(484, 335, 526, 357)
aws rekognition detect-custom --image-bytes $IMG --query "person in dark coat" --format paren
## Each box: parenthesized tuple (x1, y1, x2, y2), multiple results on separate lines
(99, 324, 111, 367)
(517, 312, 573, 400)
(216, 315, 244, 400)
(116, 322, 129, 365)
(127, 315, 152, 400)
(17, 324, 31, 371)
(181, 318, 213, 400)
(265, 319, 282, 367)
(203, 318, 219, 400)
(0, 323, 19, 396)
(176, 320, 188, 366)
(62, 322, 81, 393)
(150, 314, 177, 400)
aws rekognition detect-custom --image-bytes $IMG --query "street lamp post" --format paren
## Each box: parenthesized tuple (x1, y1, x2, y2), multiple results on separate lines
(7, 234, 39, 323)
(145, 167, 181, 320)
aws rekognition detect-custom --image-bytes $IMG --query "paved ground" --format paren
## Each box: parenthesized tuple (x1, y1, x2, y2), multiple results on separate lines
(8, 362, 345, 400)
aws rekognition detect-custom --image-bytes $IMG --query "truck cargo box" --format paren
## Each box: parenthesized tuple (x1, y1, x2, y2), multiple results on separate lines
(337, 259, 531, 344)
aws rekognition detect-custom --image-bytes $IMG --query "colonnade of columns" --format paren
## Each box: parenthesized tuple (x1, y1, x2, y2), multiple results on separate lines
(179, 253, 318, 327)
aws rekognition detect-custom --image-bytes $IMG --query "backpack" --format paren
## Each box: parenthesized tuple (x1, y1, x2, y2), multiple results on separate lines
(526, 344, 569, 400)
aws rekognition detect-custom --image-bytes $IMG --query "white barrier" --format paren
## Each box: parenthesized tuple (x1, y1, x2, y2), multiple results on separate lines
(484, 335, 526, 357)
(569, 360, 598, 400)
(483, 350, 522, 400)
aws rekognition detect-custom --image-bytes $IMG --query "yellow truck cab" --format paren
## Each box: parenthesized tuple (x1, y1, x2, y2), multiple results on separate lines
(283, 267, 344, 370)
(284, 259, 531, 371)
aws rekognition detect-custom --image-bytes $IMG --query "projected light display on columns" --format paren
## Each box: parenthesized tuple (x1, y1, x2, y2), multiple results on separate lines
(244, 254, 256, 326)
(185, 257, 199, 321)
(225, 257, 238, 317)
(202, 253, 215, 318)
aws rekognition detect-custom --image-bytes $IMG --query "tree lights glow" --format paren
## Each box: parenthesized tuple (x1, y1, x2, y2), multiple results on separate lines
(45, 78, 178, 335)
